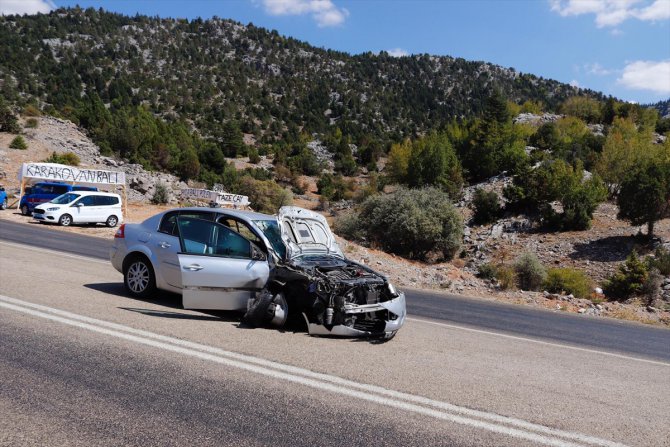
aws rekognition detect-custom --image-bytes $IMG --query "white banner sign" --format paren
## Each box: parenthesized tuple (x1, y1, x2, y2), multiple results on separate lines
(216, 192, 250, 206)
(181, 188, 218, 202)
(181, 188, 249, 207)
(20, 162, 126, 185)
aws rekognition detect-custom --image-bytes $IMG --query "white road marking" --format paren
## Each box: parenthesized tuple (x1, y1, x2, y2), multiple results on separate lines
(0, 240, 109, 265)
(408, 317, 670, 367)
(0, 294, 628, 447)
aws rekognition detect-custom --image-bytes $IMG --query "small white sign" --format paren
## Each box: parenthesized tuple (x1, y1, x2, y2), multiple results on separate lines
(216, 192, 250, 206)
(181, 188, 218, 202)
(20, 162, 126, 185)
(181, 188, 249, 207)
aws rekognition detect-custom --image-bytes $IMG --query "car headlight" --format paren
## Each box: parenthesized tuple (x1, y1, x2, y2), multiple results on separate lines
(47, 207, 60, 211)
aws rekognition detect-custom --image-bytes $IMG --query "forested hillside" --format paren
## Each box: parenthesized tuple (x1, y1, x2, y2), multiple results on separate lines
(1, 7, 667, 213)
(1, 8, 602, 159)
(651, 99, 670, 118)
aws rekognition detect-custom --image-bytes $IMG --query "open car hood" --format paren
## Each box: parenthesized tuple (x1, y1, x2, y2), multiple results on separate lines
(277, 206, 344, 260)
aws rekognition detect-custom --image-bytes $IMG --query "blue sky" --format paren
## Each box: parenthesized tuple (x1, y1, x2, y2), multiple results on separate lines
(4, 0, 670, 104)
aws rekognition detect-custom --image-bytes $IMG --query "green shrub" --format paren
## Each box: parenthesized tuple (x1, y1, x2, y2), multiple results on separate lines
(177, 149, 201, 181)
(544, 268, 592, 298)
(248, 147, 261, 164)
(151, 183, 169, 205)
(514, 252, 547, 291)
(237, 176, 292, 214)
(642, 268, 663, 307)
(648, 247, 670, 276)
(25, 118, 38, 129)
(604, 251, 648, 301)
(9, 135, 27, 149)
(317, 173, 353, 201)
(23, 105, 41, 117)
(333, 212, 364, 241)
(0, 98, 21, 133)
(495, 265, 516, 290)
(472, 188, 502, 225)
(44, 151, 80, 166)
(357, 187, 462, 262)
(477, 263, 498, 280)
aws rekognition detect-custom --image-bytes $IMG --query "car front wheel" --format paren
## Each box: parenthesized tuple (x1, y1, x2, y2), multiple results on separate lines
(124, 256, 156, 298)
(58, 214, 72, 226)
(0, 198, 6, 210)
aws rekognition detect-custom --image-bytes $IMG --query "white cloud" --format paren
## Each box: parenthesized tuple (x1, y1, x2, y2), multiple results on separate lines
(584, 62, 613, 75)
(387, 48, 409, 57)
(549, 0, 670, 27)
(570, 79, 581, 87)
(617, 60, 670, 94)
(261, 0, 349, 27)
(636, 0, 670, 20)
(0, 0, 54, 15)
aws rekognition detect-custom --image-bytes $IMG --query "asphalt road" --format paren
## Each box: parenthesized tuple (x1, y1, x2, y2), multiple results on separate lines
(1, 241, 669, 446)
(1, 218, 669, 362)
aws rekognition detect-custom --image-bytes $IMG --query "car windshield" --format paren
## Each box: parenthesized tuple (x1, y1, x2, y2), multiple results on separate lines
(50, 193, 80, 204)
(253, 219, 286, 259)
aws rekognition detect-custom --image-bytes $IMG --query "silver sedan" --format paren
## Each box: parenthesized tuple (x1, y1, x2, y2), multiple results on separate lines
(110, 206, 406, 338)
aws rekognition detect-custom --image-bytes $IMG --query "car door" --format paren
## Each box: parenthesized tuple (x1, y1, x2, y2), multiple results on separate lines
(71, 195, 96, 223)
(154, 210, 217, 288)
(177, 216, 270, 310)
(90, 195, 107, 222)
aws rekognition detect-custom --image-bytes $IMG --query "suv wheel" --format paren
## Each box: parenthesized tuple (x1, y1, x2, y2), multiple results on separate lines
(124, 256, 156, 298)
(106, 215, 118, 227)
(58, 214, 72, 226)
(21, 205, 30, 216)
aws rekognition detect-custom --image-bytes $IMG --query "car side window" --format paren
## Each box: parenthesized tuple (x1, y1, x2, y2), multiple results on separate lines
(93, 196, 106, 206)
(76, 196, 96, 206)
(159, 211, 214, 237)
(217, 216, 264, 248)
(158, 211, 179, 236)
(177, 217, 252, 258)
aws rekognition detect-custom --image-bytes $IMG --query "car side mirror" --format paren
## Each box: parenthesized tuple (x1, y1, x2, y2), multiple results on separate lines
(73, 203, 83, 207)
(251, 244, 266, 262)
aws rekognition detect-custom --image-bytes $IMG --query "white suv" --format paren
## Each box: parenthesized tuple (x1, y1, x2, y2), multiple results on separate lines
(33, 191, 123, 227)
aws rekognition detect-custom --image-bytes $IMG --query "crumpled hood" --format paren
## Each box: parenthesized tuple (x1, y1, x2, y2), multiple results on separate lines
(277, 206, 344, 259)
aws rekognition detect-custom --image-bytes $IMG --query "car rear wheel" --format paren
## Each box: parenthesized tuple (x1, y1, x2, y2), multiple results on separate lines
(124, 256, 156, 298)
(21, 205, 30, 216)
(58, 214, 72, 226)
(106, 215, 118, 227)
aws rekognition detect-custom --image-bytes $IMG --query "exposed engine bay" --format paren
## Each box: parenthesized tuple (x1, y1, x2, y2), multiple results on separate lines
(244, 206, 406, 338)
(244, 256, 406, 338)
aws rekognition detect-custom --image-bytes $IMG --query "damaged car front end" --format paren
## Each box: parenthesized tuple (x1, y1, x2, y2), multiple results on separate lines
(246, 207, 406, 338)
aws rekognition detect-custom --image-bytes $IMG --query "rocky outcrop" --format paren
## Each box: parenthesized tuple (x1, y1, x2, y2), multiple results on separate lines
(513, 113, 562, 126)
(25, 116, 187, 203)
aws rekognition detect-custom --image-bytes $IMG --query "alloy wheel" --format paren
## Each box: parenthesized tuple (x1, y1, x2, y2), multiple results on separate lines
(127, 261, 150, 293)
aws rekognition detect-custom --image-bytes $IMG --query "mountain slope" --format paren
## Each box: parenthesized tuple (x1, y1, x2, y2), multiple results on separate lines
(0, 7, 605, 144)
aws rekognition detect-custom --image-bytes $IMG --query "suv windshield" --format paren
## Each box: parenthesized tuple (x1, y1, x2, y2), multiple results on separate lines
(253, 219, 286, 260)
(50, 193, 80, 205)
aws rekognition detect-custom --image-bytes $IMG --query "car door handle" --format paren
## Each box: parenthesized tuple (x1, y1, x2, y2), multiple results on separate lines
(158, 241, 171, 248)
(183, 264, 204, 271)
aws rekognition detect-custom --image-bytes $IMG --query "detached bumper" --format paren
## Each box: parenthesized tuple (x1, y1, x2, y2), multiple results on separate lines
(305, 292, 407, 338)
